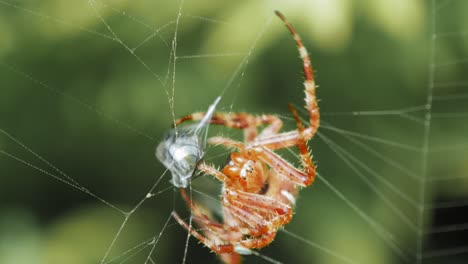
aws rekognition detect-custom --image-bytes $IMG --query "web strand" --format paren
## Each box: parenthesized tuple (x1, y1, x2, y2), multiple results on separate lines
(1, 1, 468, 263)
(416, 0, 436, 263)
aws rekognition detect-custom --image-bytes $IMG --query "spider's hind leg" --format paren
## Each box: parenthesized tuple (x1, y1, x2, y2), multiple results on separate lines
(171, 211, 236, 254)
(173, 189, 243, 263)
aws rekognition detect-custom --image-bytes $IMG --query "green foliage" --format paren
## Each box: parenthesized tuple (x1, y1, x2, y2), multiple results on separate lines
(1, 0, 467, 263)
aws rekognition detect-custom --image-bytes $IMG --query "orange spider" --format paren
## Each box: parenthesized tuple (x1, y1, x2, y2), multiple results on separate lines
(157, 11, 319, 264)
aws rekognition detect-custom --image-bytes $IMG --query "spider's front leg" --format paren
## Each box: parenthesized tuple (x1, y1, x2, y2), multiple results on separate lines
(176, 112, 258, 141)
(175, 112, 283, 142)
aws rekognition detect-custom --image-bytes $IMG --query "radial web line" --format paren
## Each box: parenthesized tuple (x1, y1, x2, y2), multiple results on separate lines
(5, 1, 464, 263)
(0, 130, 124, 214)
(425, 222, 468, 234)
(88, 0, 170, 103)
(104, 237, 153, 264)
(342, 129, 419, 180)
(318, 132, 419, 231)
(95, 0, 178, 54)
(102, 213, 174, 264)
(416, 0, 436, 262)
(0, 0, 114, 41)
(189, 187, 358, 264)
(97, 1, 161, 31)
(217, 12, 275, 118)
(0, 128, 80, 187)
(320, 124, 421, 152)
(176, 52, 247, 59)
(99, 167, 170, 263)
(422, 246, 468, 260)
(321, 121, 420, 181)
(317, 171, 412, 261)
(250, 250, 284, 264)
(185, 14, 233, 26)
(169, 0, 185, 132)
(144, 214, 174, 264)
(429, 199, 468, 210)
(281, 229, 358, 264)
(317, 129, 419, 208)
(132, 20, 176, 52)
(322, 105, 426, 116)
(0, 61, 156, 141)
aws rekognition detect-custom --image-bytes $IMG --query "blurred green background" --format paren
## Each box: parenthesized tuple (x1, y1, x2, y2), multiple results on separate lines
(1, 0, 468, 263)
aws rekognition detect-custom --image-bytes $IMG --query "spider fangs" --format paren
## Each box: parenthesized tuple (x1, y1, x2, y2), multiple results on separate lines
(156, 11, 319, 264)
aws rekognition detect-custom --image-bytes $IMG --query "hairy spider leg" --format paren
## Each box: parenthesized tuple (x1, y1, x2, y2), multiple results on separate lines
(173, 192, 244, 264)
(288, 103, 316, 185)
(251, 11, 319, 148)
(177, 188, 274, 238)
(175, 112, 283, 142)
(172, 211, 238, 254)
(174, 11, 318, 149)
(173, 188, 289, 257)
(225, 189, 293, 228)
(275, 10, 318, 131)
(207, 136, 313, 187)
(172, 206, 278, 253)
(169, 11, 319, 264)
(183, 166, 293, 233)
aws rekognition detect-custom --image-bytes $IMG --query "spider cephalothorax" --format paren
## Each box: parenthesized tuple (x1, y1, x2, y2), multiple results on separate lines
(157, 11, 319, 264)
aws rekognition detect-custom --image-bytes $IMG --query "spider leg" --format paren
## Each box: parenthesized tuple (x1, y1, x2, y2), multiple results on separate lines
(176, 112, 284, 142)
(259, 146, 315, 187)
(206, 136, 314, 187)
(197, 161, 230, 182)
(178, 188, 248, 237)
(175, 112, 254, 129)
(174, 189, 245, 264)
(172, 210, 276, 256)
(179, 188, 267, 239)
(208, 137, 244, 149)
(237, 231, 277, 250)
(275, 11, 319, 139)
(248, 12, 320, 149)
(175, 112, 259, 141)
(174, 189, 273, 261)
(189, 163, 274, 237)
(222, 191, 282, 249)
(172, 211, 237, 254)
(191, 162, 283, 233)
(287, 103, 316, 185)
(225, 189, 293, 228)
(256, 115, 283, 138)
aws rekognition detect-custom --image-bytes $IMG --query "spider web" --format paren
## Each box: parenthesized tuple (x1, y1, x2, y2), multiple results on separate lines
(0, 0, 467, 263)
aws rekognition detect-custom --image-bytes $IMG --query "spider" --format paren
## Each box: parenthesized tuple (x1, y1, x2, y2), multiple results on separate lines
(157, 11, 319, 264)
